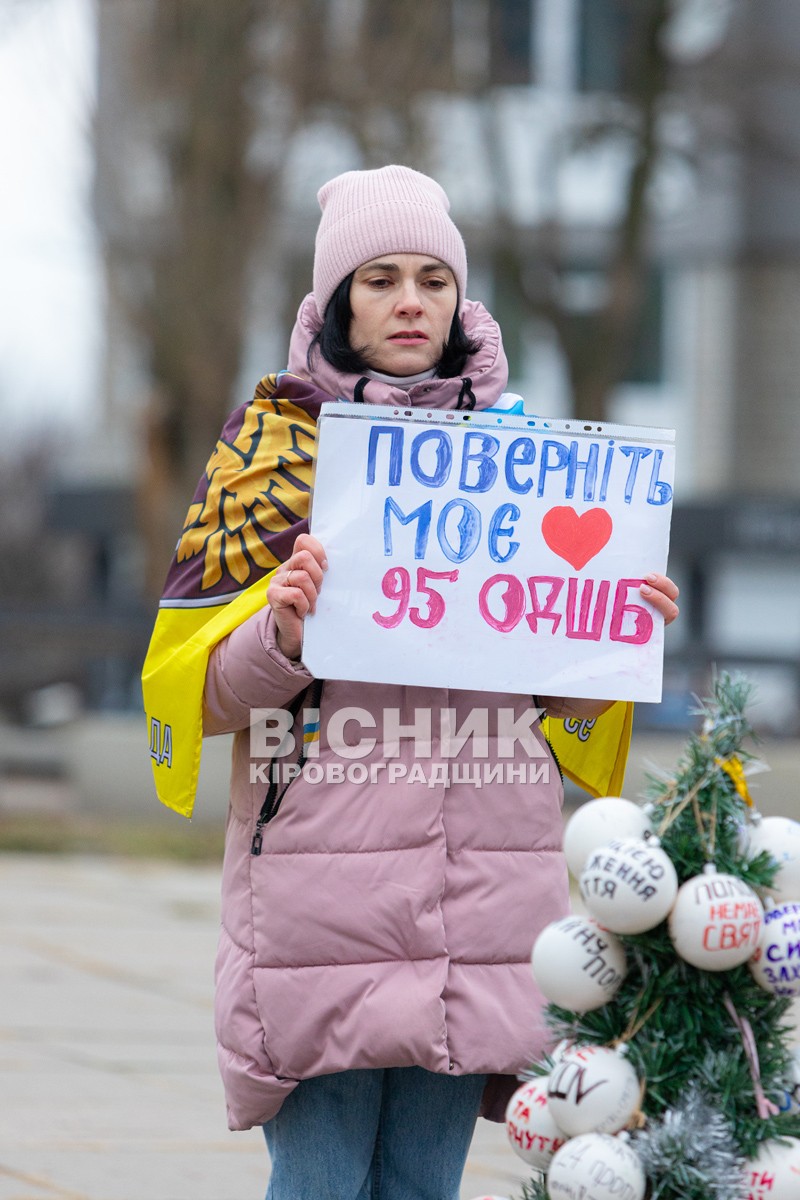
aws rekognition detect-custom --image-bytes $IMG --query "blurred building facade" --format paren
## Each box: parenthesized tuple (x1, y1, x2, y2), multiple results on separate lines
(31, 0, 800, 728)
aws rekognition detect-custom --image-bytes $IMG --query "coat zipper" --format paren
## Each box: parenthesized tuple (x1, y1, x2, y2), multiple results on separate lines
(251, 678, 323, 856)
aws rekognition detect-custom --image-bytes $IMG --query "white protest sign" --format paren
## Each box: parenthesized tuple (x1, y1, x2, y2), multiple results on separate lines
(302, 403, 675, 702)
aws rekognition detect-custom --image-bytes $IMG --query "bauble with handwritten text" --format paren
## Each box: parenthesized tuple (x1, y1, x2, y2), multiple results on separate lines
(532, 915, 627, 1013)
(748, 901, 800, 997)
(546, 1044, 640, 1137)
(743, 1137, 800, 1200)
(579, 837, 678, 934)
(668, 868, 762, 971)
(505, 1077, 568, 1170)
(546, 1133, 646, 1200)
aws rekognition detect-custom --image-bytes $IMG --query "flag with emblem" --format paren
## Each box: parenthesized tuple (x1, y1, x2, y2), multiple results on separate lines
(141, 373, 321, 817)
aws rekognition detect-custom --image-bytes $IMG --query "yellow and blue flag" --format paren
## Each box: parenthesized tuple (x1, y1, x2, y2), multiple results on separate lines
(142, 373, 321, 817)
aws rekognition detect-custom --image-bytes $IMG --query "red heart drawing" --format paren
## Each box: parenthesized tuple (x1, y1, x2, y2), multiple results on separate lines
(541, 506, 613, 570)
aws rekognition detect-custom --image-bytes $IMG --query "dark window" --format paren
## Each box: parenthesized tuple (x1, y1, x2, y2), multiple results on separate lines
(490, 0, 534, 86)
(577, 0, 640, 93)
(625, 268, 664, 385)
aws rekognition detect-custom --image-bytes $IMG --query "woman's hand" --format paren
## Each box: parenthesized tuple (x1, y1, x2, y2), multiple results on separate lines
(639, 572, 680, 625)
(541, 572, 680, 720)
(267, 534, 328, 661)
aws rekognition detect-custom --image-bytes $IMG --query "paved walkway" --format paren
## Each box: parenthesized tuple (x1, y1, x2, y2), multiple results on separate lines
(0, 854, 530, 1200)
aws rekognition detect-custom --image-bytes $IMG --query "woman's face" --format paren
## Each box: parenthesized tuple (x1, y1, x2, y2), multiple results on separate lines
(348, 253, 458, 376)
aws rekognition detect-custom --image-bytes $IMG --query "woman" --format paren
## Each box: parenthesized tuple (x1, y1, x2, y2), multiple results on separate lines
(200, 165, 679, 1199)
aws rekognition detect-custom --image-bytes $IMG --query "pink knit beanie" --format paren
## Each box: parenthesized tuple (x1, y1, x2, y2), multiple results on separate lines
(313, 165, 468, 315)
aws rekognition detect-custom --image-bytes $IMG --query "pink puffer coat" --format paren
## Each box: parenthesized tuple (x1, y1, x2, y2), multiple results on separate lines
(202, 297, 570, 1131)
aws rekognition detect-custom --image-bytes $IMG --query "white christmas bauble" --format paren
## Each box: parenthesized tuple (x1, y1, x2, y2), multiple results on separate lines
(743, 1137, 800, 1200)
(546, 1132, 646, 1200)
(748, 901, 800, 997)
(579, 837, 679, 934)
(668, 869, 763, 971)
(748, 816, 800, 904)
(546, 1045, 640, 1137)
(563, 798, 651, 879)
(532, 915, 627, 1013)
(505, 1077, 568, 1170)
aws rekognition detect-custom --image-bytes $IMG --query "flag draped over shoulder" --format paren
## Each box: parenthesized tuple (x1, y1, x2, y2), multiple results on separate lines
(541, 702, 633, 800)
(142, 373, 322, 817)
(142, 372, 634, 819)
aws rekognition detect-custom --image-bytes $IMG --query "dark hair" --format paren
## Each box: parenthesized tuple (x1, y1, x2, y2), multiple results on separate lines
(308, 272, 482, 379)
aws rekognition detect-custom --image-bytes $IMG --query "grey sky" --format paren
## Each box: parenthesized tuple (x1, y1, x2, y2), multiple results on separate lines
(0, 0, 99, 440)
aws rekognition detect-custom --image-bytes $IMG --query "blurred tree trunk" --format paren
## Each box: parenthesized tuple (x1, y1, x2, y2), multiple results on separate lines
(96, 0, 455, 598)
(129, 0, 266, 597)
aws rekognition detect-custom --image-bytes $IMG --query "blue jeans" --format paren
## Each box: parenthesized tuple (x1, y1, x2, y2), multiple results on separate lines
(263, 1066, 488, 1199)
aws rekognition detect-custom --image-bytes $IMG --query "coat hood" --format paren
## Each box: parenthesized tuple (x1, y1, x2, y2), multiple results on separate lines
(286, 292, 509, 411)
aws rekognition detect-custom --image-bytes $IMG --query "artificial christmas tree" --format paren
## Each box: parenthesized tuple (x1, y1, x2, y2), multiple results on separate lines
(508, 673, 800, 1200)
